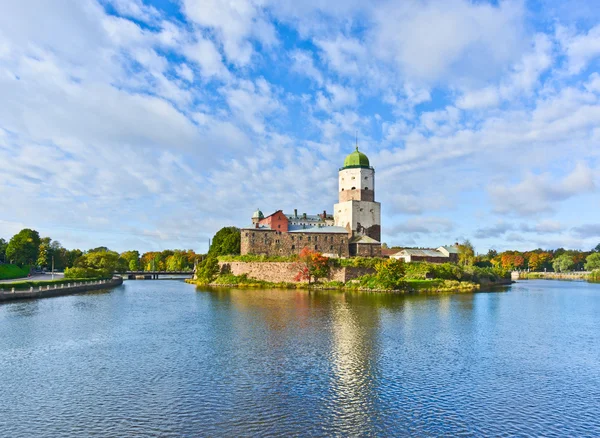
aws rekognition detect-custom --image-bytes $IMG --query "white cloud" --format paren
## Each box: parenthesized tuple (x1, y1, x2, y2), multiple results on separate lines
(558, 24, 600, 74)
(489, 162, 596, 215)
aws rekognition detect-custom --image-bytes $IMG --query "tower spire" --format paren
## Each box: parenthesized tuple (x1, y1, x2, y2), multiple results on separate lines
(355, 131, 358, 151)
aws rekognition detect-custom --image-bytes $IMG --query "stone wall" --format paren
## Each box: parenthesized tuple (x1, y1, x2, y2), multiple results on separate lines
(241, 229, 350, 257)
(221, 261, 373, 283)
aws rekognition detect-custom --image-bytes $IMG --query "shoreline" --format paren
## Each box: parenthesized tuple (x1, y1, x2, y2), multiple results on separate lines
(186, 277, 513, 294)
(0, 277, 123, 303)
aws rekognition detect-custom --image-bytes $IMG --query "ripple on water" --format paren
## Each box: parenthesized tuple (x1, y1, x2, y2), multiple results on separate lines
(0, 280, 599, 437)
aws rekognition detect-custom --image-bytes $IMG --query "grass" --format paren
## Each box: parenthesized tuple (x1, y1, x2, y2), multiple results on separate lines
(0, 264, 30, 280)
(188, 274, 479, 293)
(0, 277, 111, 291)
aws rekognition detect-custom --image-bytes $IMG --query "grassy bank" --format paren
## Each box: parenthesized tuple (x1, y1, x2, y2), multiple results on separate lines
(0, 277, 111, 291)
(187, 275, 481, 293)
(0, 264, 30, 280)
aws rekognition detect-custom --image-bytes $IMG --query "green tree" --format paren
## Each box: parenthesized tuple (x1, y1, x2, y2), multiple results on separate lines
(5, 228, 41, 266)
(553, 254, 574, 273)
(374, 259, 406, 290)
(120, 250, 140, 271)
(67, 250, 127, 278)
(0, 238, 7, 263)
(584, 253, 600, 271)
(66, 249, 83, 268)
(209, 227, 241, 257)
(36, 237, 52, 268)
(457, 240, 475, 266)
(196, 255, 220, 283)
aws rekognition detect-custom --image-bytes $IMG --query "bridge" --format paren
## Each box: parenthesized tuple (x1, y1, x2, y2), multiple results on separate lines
(124, 271, 194, 280)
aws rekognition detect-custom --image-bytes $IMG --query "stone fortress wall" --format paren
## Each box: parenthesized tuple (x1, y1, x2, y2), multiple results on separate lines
(220, 261, 374, 284)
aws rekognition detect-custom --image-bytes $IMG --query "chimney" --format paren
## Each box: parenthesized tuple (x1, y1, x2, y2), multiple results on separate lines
(303, 212, 307, 219)
(323, 210, 327, 219)
(294, 209, 297, 218)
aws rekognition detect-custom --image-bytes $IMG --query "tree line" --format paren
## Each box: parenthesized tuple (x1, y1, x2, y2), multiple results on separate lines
(474, 245, 600, 272)
(0, 228, 204, 279)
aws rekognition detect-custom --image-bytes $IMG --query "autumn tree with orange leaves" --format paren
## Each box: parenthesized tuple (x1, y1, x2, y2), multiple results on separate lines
(294, 248, 330, 284)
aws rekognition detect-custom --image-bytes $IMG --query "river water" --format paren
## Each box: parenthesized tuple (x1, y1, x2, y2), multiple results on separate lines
(0, 279, 599, 437)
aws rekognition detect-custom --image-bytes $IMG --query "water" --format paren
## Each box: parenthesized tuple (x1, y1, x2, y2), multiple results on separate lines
(0, 280, 599, 437)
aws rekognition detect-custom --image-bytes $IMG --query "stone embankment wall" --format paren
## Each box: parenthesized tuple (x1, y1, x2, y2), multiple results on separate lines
(513, 271, 590, 281)
(220, 262, 373, 283)
(0, 277, 123, 302)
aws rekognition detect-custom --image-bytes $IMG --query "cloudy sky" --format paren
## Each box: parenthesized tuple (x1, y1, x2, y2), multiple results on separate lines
(1, 0, 600, 253)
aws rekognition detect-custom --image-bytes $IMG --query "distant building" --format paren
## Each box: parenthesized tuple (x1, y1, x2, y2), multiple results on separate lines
(390, 245, 459, 263)
(241, 147, 382, 257)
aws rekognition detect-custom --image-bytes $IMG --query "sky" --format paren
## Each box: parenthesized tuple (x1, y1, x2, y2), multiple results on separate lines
(1, 0, 600, 254)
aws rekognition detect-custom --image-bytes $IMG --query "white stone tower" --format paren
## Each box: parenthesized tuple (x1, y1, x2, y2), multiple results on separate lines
(333, 146, 381, 242)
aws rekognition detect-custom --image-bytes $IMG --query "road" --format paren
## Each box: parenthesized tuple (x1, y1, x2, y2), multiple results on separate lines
(0, 272, 65, 284)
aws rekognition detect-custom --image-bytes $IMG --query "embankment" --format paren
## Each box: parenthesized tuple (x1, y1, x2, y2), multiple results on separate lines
(219, 261, 373, 283)
(513, 271, 591, 281)
(0, 277, 123, 302)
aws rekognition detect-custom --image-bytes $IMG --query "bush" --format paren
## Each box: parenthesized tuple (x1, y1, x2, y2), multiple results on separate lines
(64, 267, 110, 279)
(0, 264, 30, 280)
(330, 257, 380, 269)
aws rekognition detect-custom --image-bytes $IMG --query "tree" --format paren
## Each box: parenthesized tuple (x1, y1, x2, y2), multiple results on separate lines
(593, 243, 600, 253)
(195, 255, 220, 283)
(584, 253, 600, 271)
(553, 254, 574, 273)
(120, 250, 140, 271)
(528, 253, 541, 271)
(0, 238, 7, 263)
(294, 248, 330, 284)
(36, 237, 52, 268)
(374, 259, 406, 289)
(457, 240, 475, 266)
(69, 250, 127, 277)
(66, 249, 83, 268)
(5, 228, 41, 267)
(209, 227, 241, 257)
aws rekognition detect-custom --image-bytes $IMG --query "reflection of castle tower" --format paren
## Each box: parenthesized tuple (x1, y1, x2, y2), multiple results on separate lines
(334, 146, 382, 243)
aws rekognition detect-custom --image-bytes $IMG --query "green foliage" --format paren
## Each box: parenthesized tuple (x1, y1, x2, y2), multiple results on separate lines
(0, 238, 8, 263)
(72, 250, 127, 278)
(209, 227, 241, 257)
(457, 240, 475, 266)
(584, 253, 600, 271)
(553, 254, 575, 273)
(218, 254, 298, 262)
(37, 238, 51, 268)
(195, 255, 220, 283)
(330, 257, 380, 268)
(589, 270, 600, 282)
(120, 250, 140, 271)
(6, 229, 41, 266)
(64, 267, 110, 279)
(0, 264, 30, 280)
(374, 259, 406, 290)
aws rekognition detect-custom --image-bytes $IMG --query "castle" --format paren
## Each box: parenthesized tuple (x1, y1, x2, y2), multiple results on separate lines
(241, 147, 382, 257)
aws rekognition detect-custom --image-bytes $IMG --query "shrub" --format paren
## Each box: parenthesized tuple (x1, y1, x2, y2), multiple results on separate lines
(64, 267, 110, 279)
(374, 259, 406, 290)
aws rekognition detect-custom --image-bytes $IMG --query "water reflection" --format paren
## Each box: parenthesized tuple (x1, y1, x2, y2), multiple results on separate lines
(0, 281, 598, 437)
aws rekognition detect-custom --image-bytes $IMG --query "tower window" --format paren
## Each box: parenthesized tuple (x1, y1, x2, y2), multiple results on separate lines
(365, 187, 369, 190)
(351, 187, 356, 190)
(341, 188, 344, 191)
(351, 176, 355, 180)
(291, 245, 295, 250)
(315, 245, 318, 250)
(330, 245, 334, 250)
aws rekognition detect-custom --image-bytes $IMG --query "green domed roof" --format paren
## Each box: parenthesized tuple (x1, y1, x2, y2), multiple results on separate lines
(252, 208, 264, 219)
(343, 147, 370, 169)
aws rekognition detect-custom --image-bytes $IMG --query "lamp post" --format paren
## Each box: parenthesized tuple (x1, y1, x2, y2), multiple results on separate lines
(51, 255, 55, 280)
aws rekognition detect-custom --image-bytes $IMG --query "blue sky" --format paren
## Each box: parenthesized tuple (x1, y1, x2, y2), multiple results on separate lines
(1, 0, 600, 254)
